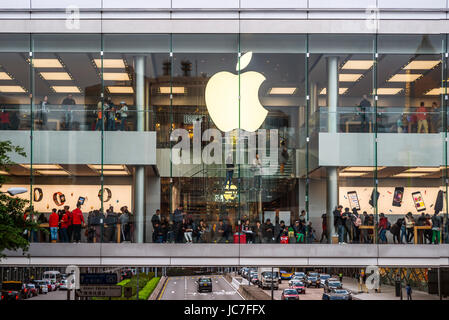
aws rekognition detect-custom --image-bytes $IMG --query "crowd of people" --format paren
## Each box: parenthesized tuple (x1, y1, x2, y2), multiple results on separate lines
(23, 204, 134, 243)
(332, 205, 447, 244)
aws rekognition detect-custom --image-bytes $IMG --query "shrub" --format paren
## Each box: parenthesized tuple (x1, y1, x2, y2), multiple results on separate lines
(117, 279, 131, 286)
(137, 277, 160, 300)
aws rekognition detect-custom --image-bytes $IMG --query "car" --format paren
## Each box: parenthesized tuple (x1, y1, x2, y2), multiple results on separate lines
(197, 277, 213, 293)
(280, 271, 294, 280)
(322, 289, 352, 300)
(281, 288, 300, 300)
(319, 274, 331, 287)
(26, 284, 39, 297)
(0, 281, 23, 301)
(307, 272, 320, 278)
(250, 273, 259, 285)
(289, 281, 306, 294)
(289, 275, 305, 285)
(20, 283, 32, 299)
(51, 279, 60, 290)
(59, 279, 68, 290)
(324, 280, 343, 293)
(33, 280, 48, 294)
(305, 276, 320, 288)
(43, 279, 55, 292)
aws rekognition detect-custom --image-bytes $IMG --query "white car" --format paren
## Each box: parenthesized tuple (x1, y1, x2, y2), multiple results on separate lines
(59, 279, 68, 290)
(289, 275, 305, 286)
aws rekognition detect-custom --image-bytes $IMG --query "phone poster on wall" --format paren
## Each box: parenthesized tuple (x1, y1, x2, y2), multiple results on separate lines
(339, 186, 445, 215)
(0, 184, 132, 213)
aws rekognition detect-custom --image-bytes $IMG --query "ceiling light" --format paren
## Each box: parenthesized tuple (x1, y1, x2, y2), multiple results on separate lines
(101, 170, 129, 176)
(88, 164, 126, 170)
(376, 88, 403, 95)
(339, 74, 362, 82)
(269, 87, 297, 95)
(107, 86, 134, 94)
(0, 72, 12, 80)
(319, 88, 348, 95)
(405, 167, 441, 173)
(0, 170, 9, 175)
(21, 164, 62, 170)
(343, 166, 386, 172)
(341, 60, 374, 70)
(339, 172, 367, 177)
(52, 86, 80, 93)
(103, 73, 130, 81)
(425, 88, 443, 96)
(0, 86, 25, 93)
(36, 170, 69, 176)
(388, 74, 422, 82)
(159, 87, 185, 94)
(403, 60, 441, 70)
(32, 59, 63, 68)
(94, 59, 126, 69)
(40, 72, 71, 80)
(393, 173, 430, 178)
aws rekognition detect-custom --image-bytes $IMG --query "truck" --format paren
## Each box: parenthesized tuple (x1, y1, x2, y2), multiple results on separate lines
(257, 268, 279, 290)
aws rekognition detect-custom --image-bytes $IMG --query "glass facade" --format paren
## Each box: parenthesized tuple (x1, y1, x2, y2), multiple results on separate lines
(1, 33, 448, 245)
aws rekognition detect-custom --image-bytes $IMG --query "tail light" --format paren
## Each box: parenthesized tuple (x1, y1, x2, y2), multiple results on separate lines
(15, 295, 19, 300)
(8, 291, 12, 294)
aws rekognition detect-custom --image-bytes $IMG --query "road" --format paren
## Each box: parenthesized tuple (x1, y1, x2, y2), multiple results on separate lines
(159, 275, 243, 300)
(265, 280, 325, 300)
(28, 289, 73, 300)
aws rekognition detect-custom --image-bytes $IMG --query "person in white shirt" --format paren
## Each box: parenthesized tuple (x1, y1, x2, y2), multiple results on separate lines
(119, 101, 128, 131)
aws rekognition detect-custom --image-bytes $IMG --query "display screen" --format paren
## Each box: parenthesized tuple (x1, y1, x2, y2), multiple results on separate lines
(77, 196, 85, 205)
(392, 187, 404, 207)
(412, 192, 426, 212)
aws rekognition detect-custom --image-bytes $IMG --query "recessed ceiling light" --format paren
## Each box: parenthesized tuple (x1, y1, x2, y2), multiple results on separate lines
(403, 60, 441, 70)
(341, 60, 374, 70)
(52, 86, 80, 93)
(88, 164, 126, 170)
(339, 172, 367, 177)
(343, 166, 386, 172)
(107, 86, 134, 94)
(32, 59, 63, 68)
(376, 88, 403, 95)
(0, 170, 9, 175)
(405, 167, 441, 173)
(159, 87, 185, 94)
(425, 88, 443, 95)
(40, 72, 71, 80)
(0, 72, 12, 80)
(36, 170, 69, 176)
(388, 74, 422, 82)
(339, 74, 363, 82)
(319, 88, 348, 95)
(103, 73, 130, 81)
(269, 87, 297, 95)
(94, 59, 126, 69)
(21, 164, 62, 170)
(393, 173, 430, 178)
(0, 86, 26, 93)
(101, 170, 129, 176)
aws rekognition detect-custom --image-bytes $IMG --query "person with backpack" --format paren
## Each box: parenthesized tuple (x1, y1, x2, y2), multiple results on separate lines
(378, 213, 389, 244)
(390, 219, 401, 244)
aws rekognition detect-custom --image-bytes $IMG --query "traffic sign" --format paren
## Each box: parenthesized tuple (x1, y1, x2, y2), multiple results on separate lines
(77, 285, 122, 297)
(80, 273, 118, 285)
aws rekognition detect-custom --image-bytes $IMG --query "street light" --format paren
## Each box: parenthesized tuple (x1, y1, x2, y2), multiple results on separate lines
(1, 187, 28, 196)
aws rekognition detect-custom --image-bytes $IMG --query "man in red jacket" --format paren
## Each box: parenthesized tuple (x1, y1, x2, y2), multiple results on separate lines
(48, 209, 59, 243)
(60, 210, 70, 243)
(71, 204, 85, 243)
(64, 206, 72, 242)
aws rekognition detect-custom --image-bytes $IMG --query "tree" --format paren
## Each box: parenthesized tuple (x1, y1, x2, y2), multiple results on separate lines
(0, 140, 40, 258)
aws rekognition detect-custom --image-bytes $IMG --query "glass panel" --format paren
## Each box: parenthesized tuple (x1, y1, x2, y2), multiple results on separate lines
(170, 34, 239, 243)
(31, 34, 102, 243)
(308, 34, 376, 244)
(239, 34, 306, 244)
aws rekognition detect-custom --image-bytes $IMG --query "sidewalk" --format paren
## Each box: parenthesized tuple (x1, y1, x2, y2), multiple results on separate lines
(341, 277, 445, 300)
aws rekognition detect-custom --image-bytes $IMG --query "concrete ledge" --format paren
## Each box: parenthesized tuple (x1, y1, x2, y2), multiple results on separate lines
(238, 285, 271, 300)
(149, 276, 167, 300)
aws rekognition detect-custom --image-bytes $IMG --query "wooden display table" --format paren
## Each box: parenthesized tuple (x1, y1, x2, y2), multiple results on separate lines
(414, 225, 432, 244)
(345, 120, 372, 133)
(359, 225, 376, 243)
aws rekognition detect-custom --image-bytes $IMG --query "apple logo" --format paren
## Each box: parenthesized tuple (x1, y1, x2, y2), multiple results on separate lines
(205, 52, 268, 132)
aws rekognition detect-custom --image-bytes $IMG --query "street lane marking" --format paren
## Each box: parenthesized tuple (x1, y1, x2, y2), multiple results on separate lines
(157, 277, 170, 300)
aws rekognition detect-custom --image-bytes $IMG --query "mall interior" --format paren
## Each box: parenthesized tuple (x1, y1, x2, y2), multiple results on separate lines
(1, 33, 448, 244)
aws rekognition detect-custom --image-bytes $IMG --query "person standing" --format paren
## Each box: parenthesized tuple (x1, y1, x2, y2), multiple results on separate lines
(61, 94, 75, 130)
(333, 205, 345, 244)
(151, 209, 161, 229)
(262, 218, 274, 243)
(431, 210, 442, 244)
(118, 101, 128, 131)
(173, 205, 185, 243)
(71, 204, 85, 243)
(417, 101, 428, 133)
(406, 283, 412, 300)
(0, 108, 9, 130)
(224, 153, 234, 189)
(352, 209, 361, 243)
(38, 96, 49, 130)
(320, 212, 328, 243)
(253, 220, 263, 244)
(378, 213, 389, 244)
(404, 212, 415, 243)
(430, 101, 441, 133)
(60, 209, 70, 243)
(279, 140, 289, 174)
(252, 153, 262, 190)
(119, 206, 130, 242)
(342, 207, 352, 243)
(359, 94, 372, 132)
(48, 209, 59, 243)
(64, 206, 73, 242)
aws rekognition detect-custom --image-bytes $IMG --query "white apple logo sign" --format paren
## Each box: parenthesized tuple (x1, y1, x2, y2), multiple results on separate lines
(205, 52, 268, 132)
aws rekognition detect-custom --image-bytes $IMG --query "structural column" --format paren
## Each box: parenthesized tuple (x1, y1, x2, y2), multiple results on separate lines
(135, 56, 145, 243)
(326, 56, 339, 242)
